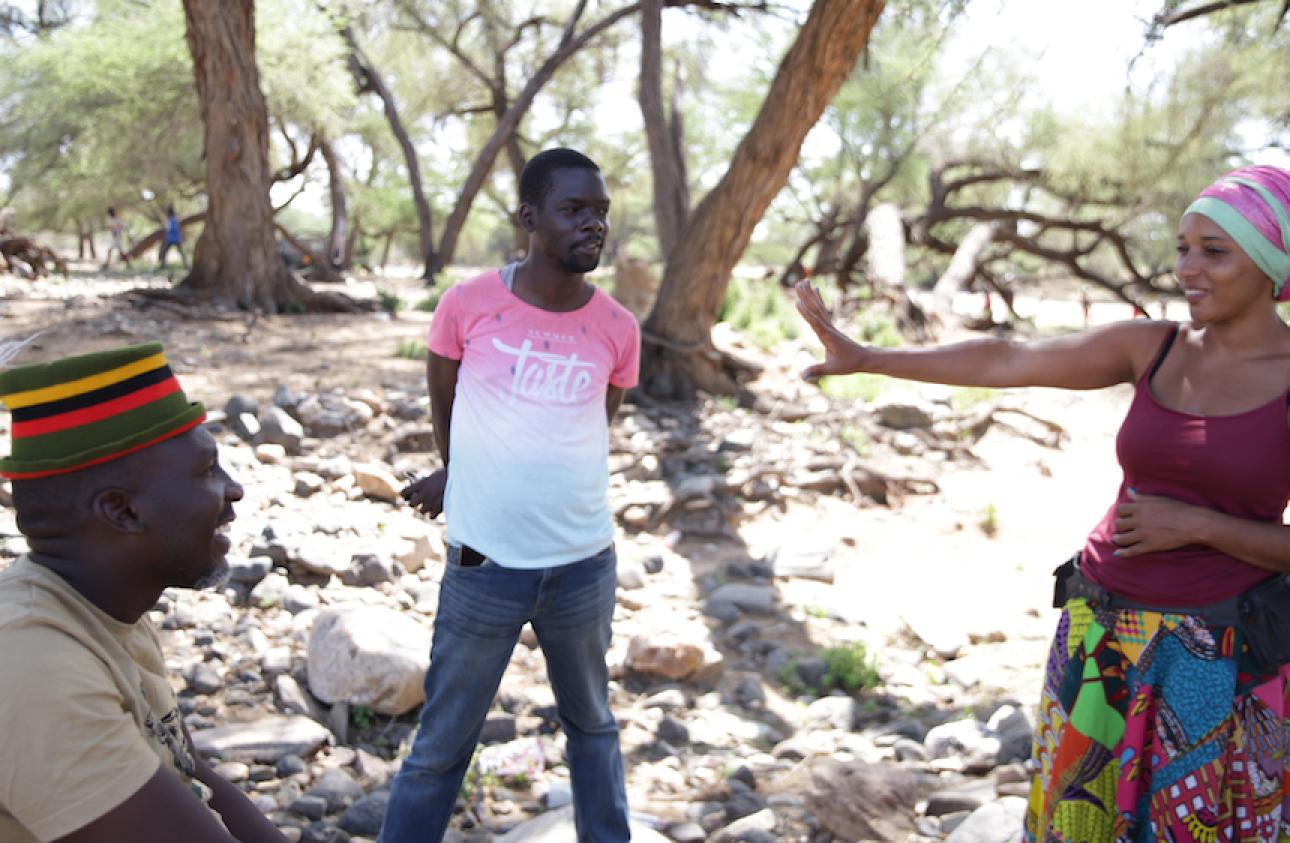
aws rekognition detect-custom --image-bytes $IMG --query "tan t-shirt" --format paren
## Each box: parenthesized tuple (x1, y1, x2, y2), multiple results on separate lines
(0, 556, 203, 842)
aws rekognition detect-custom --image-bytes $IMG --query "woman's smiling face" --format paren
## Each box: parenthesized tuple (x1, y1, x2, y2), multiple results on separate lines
(1175, 213, 1274, 324)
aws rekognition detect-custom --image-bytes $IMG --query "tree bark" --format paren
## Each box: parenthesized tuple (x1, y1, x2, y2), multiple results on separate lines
(642, 0, 886, 399)
(340, 26, 436, 276)
(931, 221, 996, 310)
(319, 137, 348, 269)
(179, 1, 353, 312)
(638, 0, 690, 261)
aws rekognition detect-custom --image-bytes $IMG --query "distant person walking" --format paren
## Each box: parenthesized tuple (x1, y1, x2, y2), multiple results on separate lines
(158, 206, 188, 270)
(103, 207, 131, 270)
(797, 165, 1290, 841)
(380, 148, 639, 843)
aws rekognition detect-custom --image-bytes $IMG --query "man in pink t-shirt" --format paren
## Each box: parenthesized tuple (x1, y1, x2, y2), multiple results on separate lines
(382, 149, 639, 843)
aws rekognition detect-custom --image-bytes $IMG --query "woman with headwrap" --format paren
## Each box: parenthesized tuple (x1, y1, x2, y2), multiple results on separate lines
(796, 165, 1290, 841)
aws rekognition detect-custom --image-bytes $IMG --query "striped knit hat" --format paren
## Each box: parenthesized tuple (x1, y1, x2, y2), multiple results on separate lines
(0, 342, 206, 479)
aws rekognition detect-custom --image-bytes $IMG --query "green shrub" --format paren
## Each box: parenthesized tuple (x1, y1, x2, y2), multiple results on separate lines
(979, 501, 999, 537)
(377, 289, 403, 315)
(821, 642, 881, 693)
(717, 275, 801, 350)
(395, 340, 428, 360)
(854, 308, 903, 348)
(951, 386, 1001, 411)
(820, 372, 893, 402)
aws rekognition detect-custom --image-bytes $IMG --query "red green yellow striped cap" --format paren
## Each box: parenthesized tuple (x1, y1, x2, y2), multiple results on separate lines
(0, 342, 206, 479)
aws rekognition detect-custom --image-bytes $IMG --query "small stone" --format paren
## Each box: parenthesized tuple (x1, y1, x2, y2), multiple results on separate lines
(214, 761, 250, 782)
(262, 646, 293, 674)
(251, 573, 290, 608)
(305, 768, 364, 813)
(352, 463, 402, 502)
(185, 662, 223, 695)
(706, 583, 775, 614)
(657, 714, 690, 746)
(258, 406, 305, 454)
(943, 797, 1027, 843)
(544, 779, 572, 809)
(255, 443, 288, 464)
(293, 471, 326, 497)
(288, 794, 329, 821)
(191, 716, 330, 764)
(284, 584, 320, 615)
(277, 754, 308, 777)
(225, 394, 259, 418)
(231, 412, 261, 442)
(228, 555, 273, 585)
(339, 791, 389, 836)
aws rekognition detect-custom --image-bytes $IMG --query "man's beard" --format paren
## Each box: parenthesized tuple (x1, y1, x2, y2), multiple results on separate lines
(559, 251, 601, 274)
(191, 557, 231, 591)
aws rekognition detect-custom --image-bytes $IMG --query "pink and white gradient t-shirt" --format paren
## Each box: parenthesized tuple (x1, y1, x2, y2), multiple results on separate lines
(428, 270, 640, 568)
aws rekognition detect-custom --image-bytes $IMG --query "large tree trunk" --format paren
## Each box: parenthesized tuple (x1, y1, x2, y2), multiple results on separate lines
(638, 0, 690, 261)
(642, 0, 886, 399)
(179, 1, 351, 312)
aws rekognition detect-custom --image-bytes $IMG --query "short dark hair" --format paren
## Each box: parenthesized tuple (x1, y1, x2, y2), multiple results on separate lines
(519, 148, 600, 209)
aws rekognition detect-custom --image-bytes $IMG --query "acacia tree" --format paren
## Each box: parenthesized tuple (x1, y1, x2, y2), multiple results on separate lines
(179, 0, 353, 311)
(641, 0, 886, 399)
(638, 0, 691, 261)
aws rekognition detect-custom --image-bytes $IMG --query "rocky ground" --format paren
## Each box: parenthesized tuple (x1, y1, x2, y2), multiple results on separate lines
(0, 268, 1134, 842)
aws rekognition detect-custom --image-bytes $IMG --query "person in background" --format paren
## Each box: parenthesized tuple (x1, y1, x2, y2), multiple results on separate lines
(103, 207, 131, 270)
(159, 205, 188, 271)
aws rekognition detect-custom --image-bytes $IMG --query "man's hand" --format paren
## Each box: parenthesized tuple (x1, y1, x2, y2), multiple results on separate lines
(1112, 489, 1210, 557)
(402, 469, 447, 518)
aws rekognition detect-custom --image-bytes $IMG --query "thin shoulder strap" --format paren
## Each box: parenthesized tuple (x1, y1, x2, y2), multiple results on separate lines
(1144, 323, 1180, 384)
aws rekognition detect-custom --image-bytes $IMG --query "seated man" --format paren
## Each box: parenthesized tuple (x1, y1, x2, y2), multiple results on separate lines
(0, 342, 286, 842)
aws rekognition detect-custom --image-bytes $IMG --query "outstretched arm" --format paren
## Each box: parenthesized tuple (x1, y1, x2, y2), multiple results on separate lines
(795, 280, 1169, 391)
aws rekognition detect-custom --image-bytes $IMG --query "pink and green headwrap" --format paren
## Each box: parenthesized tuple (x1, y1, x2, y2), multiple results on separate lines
(1185, 165, 1290, 301)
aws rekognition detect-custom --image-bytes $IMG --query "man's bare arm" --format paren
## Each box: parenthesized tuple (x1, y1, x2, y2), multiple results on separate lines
(402, 352, 461, 517)
(52, 767, 243, 843)
(606, 385, 626, 420)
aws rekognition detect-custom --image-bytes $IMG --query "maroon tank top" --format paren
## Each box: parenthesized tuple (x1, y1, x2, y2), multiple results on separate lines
(1080, 324, 1290, 605)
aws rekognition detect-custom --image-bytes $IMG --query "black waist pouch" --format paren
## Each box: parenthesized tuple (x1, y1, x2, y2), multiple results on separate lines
(1239, 573, 1290, 672)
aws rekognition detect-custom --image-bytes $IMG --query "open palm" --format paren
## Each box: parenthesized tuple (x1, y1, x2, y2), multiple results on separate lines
(794, 280, 865, 381)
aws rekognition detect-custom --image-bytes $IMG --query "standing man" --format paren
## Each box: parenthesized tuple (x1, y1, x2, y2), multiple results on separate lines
(159, 205, 189, 270)
(0, 342, 288, 842)
(380, 149, 639, 843)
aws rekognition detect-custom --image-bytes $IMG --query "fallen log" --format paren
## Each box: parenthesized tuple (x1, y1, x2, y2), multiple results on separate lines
(0, 236, 68, 277)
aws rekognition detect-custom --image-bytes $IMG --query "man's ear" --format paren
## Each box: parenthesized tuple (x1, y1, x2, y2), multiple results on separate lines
(92, 488, 145, 535)
(517, 201, 537, 233)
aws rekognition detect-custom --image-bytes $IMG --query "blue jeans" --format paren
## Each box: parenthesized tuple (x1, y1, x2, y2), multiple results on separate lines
(379, 545, 629, 843)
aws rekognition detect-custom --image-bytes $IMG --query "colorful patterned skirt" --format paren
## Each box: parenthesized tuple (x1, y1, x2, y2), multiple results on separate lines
(1024, 597, 1290, 842)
